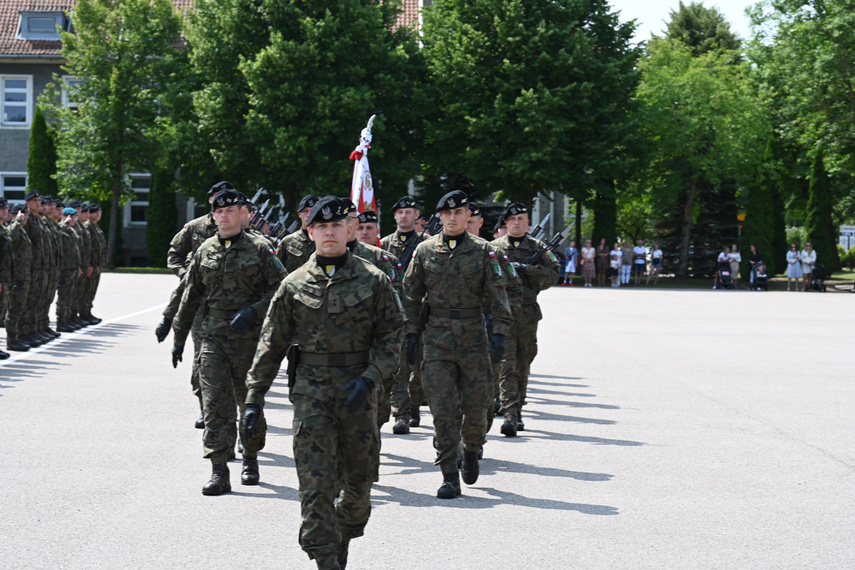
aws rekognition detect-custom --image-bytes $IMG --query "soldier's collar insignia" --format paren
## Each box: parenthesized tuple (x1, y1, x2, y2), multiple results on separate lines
(449, 239, 457, 250)
(325, 265, 336, 277)
(400, 234, 407, 242)
(224, 240, 232, 249)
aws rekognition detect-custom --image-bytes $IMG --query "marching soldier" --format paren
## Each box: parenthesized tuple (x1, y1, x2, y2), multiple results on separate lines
(402, 190, 511, 499)
(491, 202, 560, 434)
(380, 196, 426, 429)
(275, 194, 319, 273)
(171, 188, 285, 495)
(242, 196, 402, 570)
(355, 210, 380, 246)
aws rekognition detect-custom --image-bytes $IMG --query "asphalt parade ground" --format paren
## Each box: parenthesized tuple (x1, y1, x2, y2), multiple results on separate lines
(1, 273, 853, 570)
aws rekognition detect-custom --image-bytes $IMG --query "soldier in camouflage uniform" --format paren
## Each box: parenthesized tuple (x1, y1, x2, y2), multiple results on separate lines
(0, 198, 11, 359)
(56, 208, 84, 332)
(242, 196, 402, 570)
(275, 194, 319, 273)
(65, 200, 93, 331)
(402, 190, 511, 499)
(491, 203, 560, 434)
(22, 191, 49, 346)
(172, 188, 285, 495)
(380, 196, 427, 430)
(157, 182, 223, 429)
(41, 197, 63, 335)
(6, 204, 33, 352)
(81, 203, 106, 324)
(355, 210, 381, 247)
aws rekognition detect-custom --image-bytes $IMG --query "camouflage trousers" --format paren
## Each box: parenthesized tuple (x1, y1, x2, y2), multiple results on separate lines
(515, 316, 539, 409)
(198, 332, 266, 464)
(5, 282, 28, 342)
(422, 349, 492, 475)
(293, 392, 379, 559)
(55, 271, 79, 324)
(383, 340, 423, 424)
(82, 268, 101, 314)
(25, 268, 47, 334)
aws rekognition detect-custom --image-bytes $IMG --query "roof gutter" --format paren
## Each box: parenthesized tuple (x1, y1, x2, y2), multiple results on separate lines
(0, 54, 66, 64)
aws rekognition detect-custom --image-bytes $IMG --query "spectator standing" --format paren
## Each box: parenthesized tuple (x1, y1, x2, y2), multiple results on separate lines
(729, 245, 742, 289)
(647, 243, 663, 286)
(748, 244, 765, 287)
(609, 254, 621, 287)
(580, 240, 596, 287)
(713, 245, 730, 289)
(620, 242, 633, 285)
(562, 240, 578, 286)
(632, 240, 648, 285)
(801, 243, 816, 292)
(596, 238, 609, 287)
(786, 244, 803, 291)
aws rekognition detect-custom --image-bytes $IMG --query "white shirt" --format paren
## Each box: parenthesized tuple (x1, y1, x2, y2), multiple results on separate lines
(728, 252, 741, 263)
(717, 252, 729, 263)
(632, 246, 647, 264)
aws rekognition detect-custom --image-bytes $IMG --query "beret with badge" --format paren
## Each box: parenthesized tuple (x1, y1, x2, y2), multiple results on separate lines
(468, 201, 482, 217)
(357, 210, 378, 224)
(391, 196, 418, 213)
(436, 189, 469, 213)
(297, 194, 320, 213)
(25, 189, 40, 201)
(212, 188, 243, 210)
(208, 180, 235, 197)
(308, 196, 351, 225)
(500, 202, 528, 225)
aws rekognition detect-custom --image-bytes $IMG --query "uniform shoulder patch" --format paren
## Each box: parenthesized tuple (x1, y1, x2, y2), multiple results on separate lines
(546, 250, 557, 263)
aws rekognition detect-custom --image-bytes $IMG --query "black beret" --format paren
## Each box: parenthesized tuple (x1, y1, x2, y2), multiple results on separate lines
(501, 202, 528, 224)
(436, 190, 469, 213)
(391, 196, 418, 213)
(80, 202, 90, 211)
(297, 194, 320, 212)
(357, 210, 378, 224)
(468, 201, 482, 217)
(55, 200, 64, 209)
(0, 197, 7, 207)
(237, 192, 250, 205)
(25, 189, 40, 201)
(212, 189, 242, 210)
(308, 196, 351, 225)
(11, 203, 28, 215)
(208, 181, 235, 196)
(88, 203, 102, 212)
(41, 195, 52, 204)
(67, 199, 82, 209)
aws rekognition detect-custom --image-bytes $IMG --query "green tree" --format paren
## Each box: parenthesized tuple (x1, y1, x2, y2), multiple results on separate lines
(805, 154, 839, 270)
(187, 0, 426, 223)
(40, 0, 183, 268)
(27, 107, 58, 196)
(741, 137, 777, 277)
(664, 1, 741, 55)
(421, 0, 640, 206)
(635, 39, 766, 278)
(145, 169, 178, 267)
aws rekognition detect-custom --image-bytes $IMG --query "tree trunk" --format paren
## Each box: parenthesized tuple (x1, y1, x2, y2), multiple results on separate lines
(677, 175, 699, 280)
(575, 199, 582, 246)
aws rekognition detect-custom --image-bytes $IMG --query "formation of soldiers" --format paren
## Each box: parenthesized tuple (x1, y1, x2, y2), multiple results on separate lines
(0, 191, 106, 359)
(158, 182, 559, 570)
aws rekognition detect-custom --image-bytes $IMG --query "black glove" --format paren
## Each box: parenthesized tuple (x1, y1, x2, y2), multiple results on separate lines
(405, 333, 420, 365)
(155, 316, 172, 343)
(489, 334, 505, 364)
(229, 307, 258, 333)
(484, 313, 494, 337)
(241, 404, 263, 442)
(171, 345, 184, 368)
(510, 262, 528, 274)
(343, 376, 374, 413)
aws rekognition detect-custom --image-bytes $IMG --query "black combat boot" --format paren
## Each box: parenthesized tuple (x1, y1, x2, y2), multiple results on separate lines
(46, 327, 60, 339)
(437, 472, 461, 499)
(338, 539, 350, 569)
(461, 449, 479, 485)
(22, 335, 41, 347)
(0, 349, 9, 360)
(501, 413, 518, 437)
(408, 406, 420, 428)
(392, 417, 410, 434)
(517, 410, 525, 431)
(7, 340, 30, 352)
(72, 316, 89, 328)
(241, 458, 259, 485)
(85, 313, 102, 325)
(56, 321, 76, 333)
(201, 463, 231, 495)
(194, 410, 204, 429)
(36, 331, 53, 343)
(313, 554, 341, 570)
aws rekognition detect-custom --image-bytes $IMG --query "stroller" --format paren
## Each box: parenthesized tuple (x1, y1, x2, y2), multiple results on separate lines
(809, 264, 828, 292)
(717, 262, 735, 290)
(752, 264, 769, 291)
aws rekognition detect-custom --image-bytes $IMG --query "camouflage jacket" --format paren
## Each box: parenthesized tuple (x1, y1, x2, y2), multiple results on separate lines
(402, 230, 511, 346)
(172, 230, 286, 346)
(275, 228, 315, 273)
(24, 214, 45, 269)
(380, 229, 425, 271)
(44, 217, 62, 268)
(59, 221, 82, 273)
(491, 234, 560, 304)
(349, 240, 401, 294)
(0, 225, 12, 284)
(93, 223, 107, 266)
(246, 251, 403, 406)
(8, 219, 32, 284)
(72, 222, 93, 269)
(84, 221, 104, 267)
(167, 212, 218, 277)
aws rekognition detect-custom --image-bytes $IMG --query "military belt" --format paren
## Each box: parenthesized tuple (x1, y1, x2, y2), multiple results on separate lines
(206, 307, 235, 319)
(430, 307, 482, 319)
(300, 351, 370, 367)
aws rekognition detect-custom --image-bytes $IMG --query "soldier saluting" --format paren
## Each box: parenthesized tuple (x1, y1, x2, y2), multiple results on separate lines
(402, 190, 511, 499)
(242, 196, 402, 570)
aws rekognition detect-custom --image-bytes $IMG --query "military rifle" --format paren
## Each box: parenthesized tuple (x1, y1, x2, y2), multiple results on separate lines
(529, 213, 550, 241)
(249, 199, 270, 230)
(523, 221, 575, 266)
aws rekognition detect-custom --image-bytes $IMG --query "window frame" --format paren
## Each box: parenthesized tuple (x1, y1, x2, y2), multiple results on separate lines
(16, 11, 67, 42)
(1, 75, 33, 128)
(0, 172, 28, 204)
(61, 75, 83, 110)
(123, 173, 151, 227)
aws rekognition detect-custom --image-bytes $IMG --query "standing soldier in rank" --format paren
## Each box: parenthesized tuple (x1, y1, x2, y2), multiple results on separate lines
(171, 188, 286, 495)
(402, 190, 511, 499)
(6, 204, 33, 352)
(242, 196, 402, 570)
(491, 203, 560, 434)
(275, 194, 320, 272)
(0, 197, 12, 359)
(81, 203, 106, 324)
(56, 208, 83, 332)
(380, 196, 426, 430)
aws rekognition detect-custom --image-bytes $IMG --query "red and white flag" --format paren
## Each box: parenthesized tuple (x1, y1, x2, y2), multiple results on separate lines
(349, 115, 379, 244)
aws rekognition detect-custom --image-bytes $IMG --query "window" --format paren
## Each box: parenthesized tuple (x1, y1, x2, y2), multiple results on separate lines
(0, 173, 27, 203)
(17, 11, 67, 42)
(124, 174, 150, 226)
(62, 76, 83, 110)
(1, 76, 32, 127)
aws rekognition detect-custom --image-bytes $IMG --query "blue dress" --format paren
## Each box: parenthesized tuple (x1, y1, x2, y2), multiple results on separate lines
(786, 251, 803, 278)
